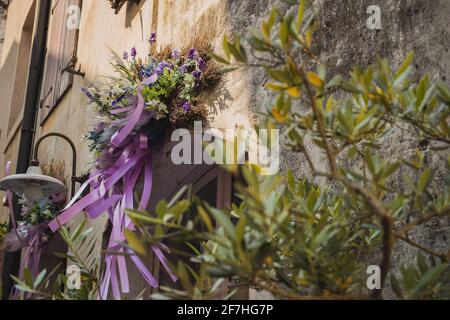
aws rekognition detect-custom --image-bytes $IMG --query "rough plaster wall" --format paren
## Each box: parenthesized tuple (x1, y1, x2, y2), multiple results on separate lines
(226, 0, 450, 298)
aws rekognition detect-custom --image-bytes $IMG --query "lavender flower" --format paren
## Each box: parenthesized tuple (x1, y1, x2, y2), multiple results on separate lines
(171, 48, 181, 59)
(182, 101, 192, 112)
(155, 62, 171, 75)
(179, 64, 189, 74)
(122, 51, 129, 60)
(149, 32, 157, 44)
(197, 57, 206, 70)
(94, 122, 106, 134)
(48, 192, 67, 207)
(192, 70, 202, 78)
(188, 49, 197, 60)
(130, 47, 137, 59)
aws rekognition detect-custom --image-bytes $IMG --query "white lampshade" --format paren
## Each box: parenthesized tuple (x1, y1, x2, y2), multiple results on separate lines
(0, 165, 66, 201)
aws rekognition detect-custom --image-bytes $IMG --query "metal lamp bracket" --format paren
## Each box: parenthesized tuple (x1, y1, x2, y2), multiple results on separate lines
(62, 57, 85, 78)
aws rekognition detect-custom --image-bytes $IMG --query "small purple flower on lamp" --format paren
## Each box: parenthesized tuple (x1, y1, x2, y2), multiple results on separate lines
(188, 49, 197, 60)
(179, 64, 189, 74)
(182, 101, 192, 112)
(149, 32, 157, 44)
(122, 51, 129, 60)
(130, 47, 137, 59)
(94, 122, 106, 134)
(171, 48, 180, 59)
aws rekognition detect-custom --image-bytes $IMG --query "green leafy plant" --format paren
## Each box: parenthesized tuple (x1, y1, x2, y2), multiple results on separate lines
(127, 0, 450, 300)
(0, 221, 8, 243)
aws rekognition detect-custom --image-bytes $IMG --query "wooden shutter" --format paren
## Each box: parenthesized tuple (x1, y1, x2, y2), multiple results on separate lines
(40, 0, 81, 124)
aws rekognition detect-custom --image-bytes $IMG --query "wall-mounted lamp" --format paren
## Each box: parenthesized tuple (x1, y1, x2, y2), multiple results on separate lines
(62, 57, 85, 78)
(0, 132, 83, 201)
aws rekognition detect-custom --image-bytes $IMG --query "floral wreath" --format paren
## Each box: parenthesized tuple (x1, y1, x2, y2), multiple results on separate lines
(45, 33, 221, 299)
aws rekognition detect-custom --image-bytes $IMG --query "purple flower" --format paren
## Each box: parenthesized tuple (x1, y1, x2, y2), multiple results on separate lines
(149, 32, 157, 44)
(171, 48, 180, 59)
(197, 57, 206, 70)
(188, 49, 197, 60)
(192, 70, 202, 78)
(179, 64, 189, 74)
(122, 51, 129, 60)
(155, 62, 171, 75)
(49, 192, 67, 207)
(130, 47, 137, 59)
(182, 101, 192, 112)
(81, 87, 94, 101)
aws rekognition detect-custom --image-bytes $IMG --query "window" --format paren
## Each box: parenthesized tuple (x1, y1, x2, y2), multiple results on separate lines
(39, 0, 81, 124)
(7, 2, 35, 133)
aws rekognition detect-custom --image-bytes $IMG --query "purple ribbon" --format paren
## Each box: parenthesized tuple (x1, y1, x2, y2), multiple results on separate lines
(3, 162, 47, 299)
